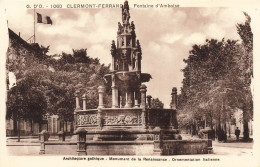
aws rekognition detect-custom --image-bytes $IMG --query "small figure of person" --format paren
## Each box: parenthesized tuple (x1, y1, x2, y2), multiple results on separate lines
(235, 127, 240, 140)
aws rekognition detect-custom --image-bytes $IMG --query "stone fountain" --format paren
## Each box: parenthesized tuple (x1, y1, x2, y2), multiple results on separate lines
(71, 0, 212, 155)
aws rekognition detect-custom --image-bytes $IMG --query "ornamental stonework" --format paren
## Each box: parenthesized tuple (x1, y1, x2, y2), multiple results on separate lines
(103, 114, 141, 125)
(77, 114, 97, 125)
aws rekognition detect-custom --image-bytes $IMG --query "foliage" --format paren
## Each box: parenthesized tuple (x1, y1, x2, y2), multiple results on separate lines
(6, 75, 47, 122)
(41, 48, 111, 121)
(150, 98, 164, 109)
(178, 13, 253, 140)
(236, 12, 253, 140)
(7, 42, 111, 124)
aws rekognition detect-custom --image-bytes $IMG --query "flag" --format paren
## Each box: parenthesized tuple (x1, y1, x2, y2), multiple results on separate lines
(8, 72, 16, 89)
(36, 12, 52, 25)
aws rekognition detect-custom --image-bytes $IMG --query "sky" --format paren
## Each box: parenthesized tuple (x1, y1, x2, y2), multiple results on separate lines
(3, 2, 249, 108)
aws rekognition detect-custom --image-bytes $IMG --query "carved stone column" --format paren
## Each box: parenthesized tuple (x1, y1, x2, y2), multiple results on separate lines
(153, 127, 163, 155)
(171, 87, 178, 129)
(97, 109, 102, 129)
(76, 128, 87, 156)
(98, 86, 105, 108)
(112, 86, 119, 108)
(140, 84, 147, 128)
(118, 92, 121, 108)
(131, 90, 135, 106)
(134, 90, 139, 108)
(171, 87, 177, 110)
(120, 90, 126, 108)
(111, 74, 119, 108)
(74, 112, 77, 131)
(75, 91, 80, 110)
(74, 91, 80, 132)
(82, 94, 86, 110)
(39, 130, 49, 154)
(140, 84, 147, 108)
(125, 89, 133, 108)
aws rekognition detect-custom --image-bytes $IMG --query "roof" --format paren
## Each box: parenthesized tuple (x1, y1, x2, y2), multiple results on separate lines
(8, 28, 41, 53)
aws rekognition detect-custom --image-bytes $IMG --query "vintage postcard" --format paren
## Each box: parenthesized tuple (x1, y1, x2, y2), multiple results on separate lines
(0, 0, 260, 166)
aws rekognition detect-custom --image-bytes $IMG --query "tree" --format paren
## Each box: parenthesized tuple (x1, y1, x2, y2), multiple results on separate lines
(178, 21, 253, 141)
(6, 76, 47, 138)
(40, 45, 50, 60)
(40, 49, 111, 129)
(7, 40, 111, 135)
(236, 12, 253, 140)
(6, 40, 48, 136)
(73, 48, 90, 63)
(150, 98, 164, 109)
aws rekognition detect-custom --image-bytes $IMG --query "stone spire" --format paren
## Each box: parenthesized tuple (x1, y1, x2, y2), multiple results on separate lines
(113, 0, 142, 72)
(104, 0, 151, 109)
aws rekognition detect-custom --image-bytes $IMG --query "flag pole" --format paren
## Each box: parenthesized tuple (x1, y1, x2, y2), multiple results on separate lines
(34, 8, 36, 43)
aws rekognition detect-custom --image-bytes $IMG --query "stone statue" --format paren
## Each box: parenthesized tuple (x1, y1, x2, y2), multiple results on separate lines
(122, 0, 130, 24)
(130, 21, 135, 31)
(118, 22, 123, 33)
(111, 40, 116, 56)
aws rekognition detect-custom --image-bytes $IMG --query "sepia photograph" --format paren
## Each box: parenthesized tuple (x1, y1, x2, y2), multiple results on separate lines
(0, 0, 259, 166)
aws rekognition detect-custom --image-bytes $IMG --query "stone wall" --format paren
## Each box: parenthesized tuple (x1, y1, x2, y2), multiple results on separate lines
(86, 141, 154, 155)
(161, 140, 209, 155)
(147, 109, 177, 129)
(41, 139, 212, 156)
